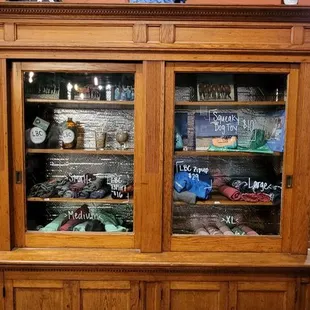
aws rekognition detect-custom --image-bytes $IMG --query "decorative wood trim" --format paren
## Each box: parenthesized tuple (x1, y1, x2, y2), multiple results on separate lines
(0, 59, 10, 251)
(4, 23, 15, 42)
(291, 26, 304, 45)
(1, 4, 310, 23)
(290, 63, 310, 255)
(160, 24, 175, 44)
(133, 24, 147, 43)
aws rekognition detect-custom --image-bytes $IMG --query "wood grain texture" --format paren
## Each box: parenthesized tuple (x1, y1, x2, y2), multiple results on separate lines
(1, 4, 310, 23)
(290, 63, 310, 254)
(234, 281, 296, 310)
(145, 282, 162, 310)
(163, 64, 175, 252)
(291, 26, 304, 45)
(160, 24, 175, 44)
(11, 62, 25, 248)
(25, 232, 134, 249)
(133, 24, 147, 43)
(133, 64, 143, 250)
(0, 248, 308, 269)
(63, 281, 80, 310)
(140, 61, 164, 253)
(4, 23, 15, 42)
(281, 66, 299, 253)
(169, 281, 228, 310)
(26, 149, 134, 155)
(0, 59, 10, 251)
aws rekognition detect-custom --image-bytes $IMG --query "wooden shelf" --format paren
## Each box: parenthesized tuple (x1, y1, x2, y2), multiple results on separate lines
(175, 151, 282, 157)
(174, 194, 276, 206)
(176, 101, 286, 106)
(26, 99, 134, 105)
(27, 197, 133, 204)
(27, 149, 134, 155)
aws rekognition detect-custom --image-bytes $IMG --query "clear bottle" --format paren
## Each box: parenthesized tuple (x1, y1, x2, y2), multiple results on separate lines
(62, 117, 77, 149)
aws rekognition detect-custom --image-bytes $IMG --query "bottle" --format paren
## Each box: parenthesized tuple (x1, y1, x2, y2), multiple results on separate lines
(75, 121, 84, 149)
(62, 117, 77, 149)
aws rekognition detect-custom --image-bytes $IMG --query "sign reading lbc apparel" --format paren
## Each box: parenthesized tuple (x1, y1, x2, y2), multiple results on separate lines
(195, 111, 239, 137)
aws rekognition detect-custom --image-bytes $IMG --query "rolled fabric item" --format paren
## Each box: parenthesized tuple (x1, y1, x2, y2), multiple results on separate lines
(88, 178, 106, 191)
(96, 211, 128, 232)
(206, 226, 223, 235)
(173, 190, 196, 204)
(90, 184, 111, 199)
(63, 190, 75, 198)
(231, 227, 246, 236)
(78, 190, 90, 199)
(215, 222, 234, 235)
(39, 213, 68, 232)
(241, 192, 270, 202)
(57, 182, 71, 197)
(59, 205, 89, 231)
(195, 227, 209, 235)
(218, 185, 242, 201)
(238, 225, 259, 236)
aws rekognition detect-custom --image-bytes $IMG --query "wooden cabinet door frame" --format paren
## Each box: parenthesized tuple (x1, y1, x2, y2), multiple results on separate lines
(10, 61, 143, 250)
(163, 62, 302, 253)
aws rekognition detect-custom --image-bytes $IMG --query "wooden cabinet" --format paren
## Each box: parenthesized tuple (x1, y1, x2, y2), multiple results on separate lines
(5, 280, 69, 310)
(4, 279, 141, 310)
(230, 281, 296, 310)
(0, 3, 310, 310)
(164, 281, 228, 310)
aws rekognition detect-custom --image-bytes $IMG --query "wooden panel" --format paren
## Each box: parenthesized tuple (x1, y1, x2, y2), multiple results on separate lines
(140, 61, 165, 253)
(21, 62, 136, 73)
(145, 282, 162, 310)
(148, 26, 160, 43)
(80, 281, 131, 290)
(133, 64, 143, 249)
(231, 281, 295, 310)
(175, 27, 291, 47)
(0, 59, 10, 250)
(5, 279, 66, 310)
(290, 63, 310, 254)
(16, 25, 133, 46)
(171, 236, 281, 252)
(133, 24, 147, 43)
(80, 281, 139, 310)
(4, 23, 16, 42)
(160, 25, 175, 44)
(291, 26, 304, 45)
(303, 29, 310, 43)
(169, 281, 228, 310)
(25, 232, 134, 249)
(281, 66, 299, 253)
(11, 62, 25, 248)
(81, 289, 130, 310)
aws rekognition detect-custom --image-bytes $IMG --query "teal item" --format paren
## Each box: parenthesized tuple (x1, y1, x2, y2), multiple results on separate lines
(39, 213, 68, 232)
(175, 131, 183, 150)
(96, 211, 128, 232)
(249, 129, 266, 150)
(208, 144, 272, 154)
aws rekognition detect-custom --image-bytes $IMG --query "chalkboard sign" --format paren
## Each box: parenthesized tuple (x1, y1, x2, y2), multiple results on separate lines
(195, 111, 239, 137)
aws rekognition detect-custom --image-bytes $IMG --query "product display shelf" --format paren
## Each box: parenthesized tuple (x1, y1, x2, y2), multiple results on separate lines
(26, 99, 134, 105)
(173, 193, 276, 206)
(27, 148, 134, 155)
(27, 196, 132, 204)
(175, 151, 282, 157)
(175, 101, 286, 107)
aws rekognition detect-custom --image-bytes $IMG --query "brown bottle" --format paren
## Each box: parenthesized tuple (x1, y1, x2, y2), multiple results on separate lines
(62, 117, 77, 149)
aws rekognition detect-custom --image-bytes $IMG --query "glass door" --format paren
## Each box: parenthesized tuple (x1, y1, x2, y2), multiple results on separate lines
(11, 62, 142, 249)
(164, 63, 298, 252)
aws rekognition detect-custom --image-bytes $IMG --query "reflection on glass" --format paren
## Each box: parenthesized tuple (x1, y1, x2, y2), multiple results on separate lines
(172, 73, 287, 237)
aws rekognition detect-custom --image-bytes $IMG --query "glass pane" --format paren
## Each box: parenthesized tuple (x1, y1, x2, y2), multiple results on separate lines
(173, 72, 286, 237)
(24, 70, 135, 233)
